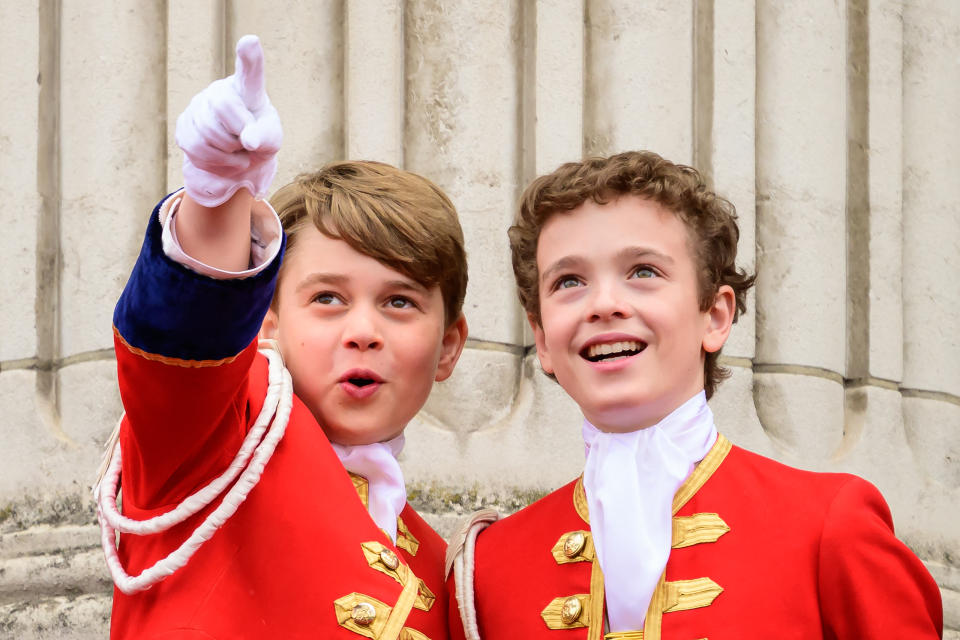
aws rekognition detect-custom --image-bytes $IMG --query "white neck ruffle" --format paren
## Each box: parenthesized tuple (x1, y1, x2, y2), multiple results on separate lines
(582, 392, 717, 632)
(332, 434, 407, 543)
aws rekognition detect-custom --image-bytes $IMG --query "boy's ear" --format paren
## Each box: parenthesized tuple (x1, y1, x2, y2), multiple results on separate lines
(702, 285, 736, 353)
(528, 313, 554, 375)
(260, 308, 279, 340)
(435, 313, 469, 382)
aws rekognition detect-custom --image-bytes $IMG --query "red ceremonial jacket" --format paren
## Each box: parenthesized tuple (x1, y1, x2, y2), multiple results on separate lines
(450, 434, 943, 640)
(109, 195, 448, 639)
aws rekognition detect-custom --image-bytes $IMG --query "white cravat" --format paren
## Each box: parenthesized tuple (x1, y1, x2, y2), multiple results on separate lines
(331, 435, 407, 543)
(582, 392, 717, 632)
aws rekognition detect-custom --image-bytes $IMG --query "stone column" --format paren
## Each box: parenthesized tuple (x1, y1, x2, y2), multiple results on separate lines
(585, 0, 693, 162)
(403, 1, 533, 493)
(229, 1, 344, 183)
(345, 0, 404, 165)
(901, 0, 960, 552)
(754, 1, 847, 465)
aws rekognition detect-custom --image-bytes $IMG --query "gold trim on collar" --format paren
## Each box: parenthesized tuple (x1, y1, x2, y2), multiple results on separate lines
(672, 434, 731, 513)
(349, 476, 418, 557)
(396, 516, 420, 556)
(350, 472, 370, 509)
(604, 632, 644, 640)
(672, 513, 730, 549)
(551, 530, 595, 564)
(574, 476, 590, 523)
(572, 433, 732, 525)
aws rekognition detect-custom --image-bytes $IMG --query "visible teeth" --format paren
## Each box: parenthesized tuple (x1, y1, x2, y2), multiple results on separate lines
(586, 340, 643, 359)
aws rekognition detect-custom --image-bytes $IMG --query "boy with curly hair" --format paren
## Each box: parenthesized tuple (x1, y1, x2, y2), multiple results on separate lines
(447, 151, 942, 639)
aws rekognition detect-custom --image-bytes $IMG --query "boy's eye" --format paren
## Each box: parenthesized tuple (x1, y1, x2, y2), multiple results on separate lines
(555, 275, 583, 290)
(386, 296, 414, 310)
(631, 266, 657, 279)
(312, 292, 343, 305)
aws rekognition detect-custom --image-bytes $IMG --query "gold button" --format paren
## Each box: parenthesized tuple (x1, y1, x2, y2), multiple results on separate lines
(563, 531, 586, 558)
(379, 548, 399, 571)
(560, 596, 582, 625)
(351, 602, 377, 626)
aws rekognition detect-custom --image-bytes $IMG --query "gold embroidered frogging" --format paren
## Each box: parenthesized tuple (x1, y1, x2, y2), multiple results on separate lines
(336, 475, 433, 639)
(333, 574, 421, 640)
(556, 434, 733, 640)
(359, 542, 435, 611)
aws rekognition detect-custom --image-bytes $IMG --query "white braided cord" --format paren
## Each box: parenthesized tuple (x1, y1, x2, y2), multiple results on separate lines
(95, 348, 292, 594)
(451, 510, 499, 640)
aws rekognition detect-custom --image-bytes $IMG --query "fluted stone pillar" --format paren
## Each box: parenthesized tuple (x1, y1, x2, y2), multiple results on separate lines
(901, 3, 960, 597)
(754, 1, 847, 465)
(585, 0, 693, 162)
(402, 1, 534, 491)
(345, 0, 404, 164)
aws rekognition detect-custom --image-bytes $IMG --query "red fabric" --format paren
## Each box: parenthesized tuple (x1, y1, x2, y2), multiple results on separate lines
(452, 445, 942, 639)
(111, 339, 448, 639)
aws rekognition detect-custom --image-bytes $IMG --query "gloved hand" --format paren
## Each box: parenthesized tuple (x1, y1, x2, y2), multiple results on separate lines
(176, 35, 282, 207)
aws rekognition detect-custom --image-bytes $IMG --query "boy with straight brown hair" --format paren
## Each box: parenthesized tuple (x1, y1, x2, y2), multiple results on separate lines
(447, 150, 942, 639)
(98, 36, 466, 638)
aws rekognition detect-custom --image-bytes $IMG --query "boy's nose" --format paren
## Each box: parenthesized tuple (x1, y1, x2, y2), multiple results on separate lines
(343, 309, 383, 351)
(587, 282, 631, 322)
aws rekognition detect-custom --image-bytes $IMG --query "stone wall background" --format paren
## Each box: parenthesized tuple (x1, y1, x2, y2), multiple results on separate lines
(0, 1, 957, 637)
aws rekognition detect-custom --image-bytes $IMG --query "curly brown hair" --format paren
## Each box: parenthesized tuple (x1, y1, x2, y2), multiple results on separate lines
(270, 161, 467, 326)
(509, 150, 754, 398)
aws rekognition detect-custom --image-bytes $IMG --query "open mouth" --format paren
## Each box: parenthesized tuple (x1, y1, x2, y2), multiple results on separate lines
(347, 377, 376, 388)
(581, 340, 647, 363)
(338, 369, 384, 399)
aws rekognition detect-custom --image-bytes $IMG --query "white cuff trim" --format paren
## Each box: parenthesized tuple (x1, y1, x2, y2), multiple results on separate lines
(159, 188, 283, 280)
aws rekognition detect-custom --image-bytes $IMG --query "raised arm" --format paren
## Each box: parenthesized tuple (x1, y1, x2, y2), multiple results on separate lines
(112, 36, 284, 511)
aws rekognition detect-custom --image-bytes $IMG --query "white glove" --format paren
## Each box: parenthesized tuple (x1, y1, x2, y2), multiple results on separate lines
(176, 35, 283, 207)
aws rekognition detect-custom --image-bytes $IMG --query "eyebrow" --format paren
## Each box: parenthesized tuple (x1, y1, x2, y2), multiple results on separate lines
(294, 272, 348, 293)
(383, 279, 430, 295)
(618, 246, 675, 265)
(294, 273, 429, 295)
(540, 256, 584, 286)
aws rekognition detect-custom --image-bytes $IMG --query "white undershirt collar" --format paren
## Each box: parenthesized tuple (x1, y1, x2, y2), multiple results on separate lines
(331, 434, 407, 543)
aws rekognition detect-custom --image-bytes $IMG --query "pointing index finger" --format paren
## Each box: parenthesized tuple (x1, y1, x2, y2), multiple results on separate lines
(233, 35, 266, 112)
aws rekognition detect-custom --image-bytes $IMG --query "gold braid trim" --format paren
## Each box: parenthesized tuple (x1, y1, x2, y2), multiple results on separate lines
(588, 556, 606, 640)
(672, 434, 731, 514)
(671, 513, 730, 549)
(350, 473, 371, 509)
(380, 572, 420, 640)
(113, 326, 243, 368)
(396, 516, 420, 556)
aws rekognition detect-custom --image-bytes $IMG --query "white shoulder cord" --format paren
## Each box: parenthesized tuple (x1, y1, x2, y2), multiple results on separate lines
(445, 509, 500, 640)
(94, 347, 293, 594)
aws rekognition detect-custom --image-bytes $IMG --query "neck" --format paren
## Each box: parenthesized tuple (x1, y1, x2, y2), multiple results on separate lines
(585, 390, 707, 434)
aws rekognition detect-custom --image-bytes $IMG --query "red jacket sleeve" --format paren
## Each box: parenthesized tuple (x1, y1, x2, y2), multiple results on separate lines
(113, 194, 283, 512)
(817, 476, 943, 638)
